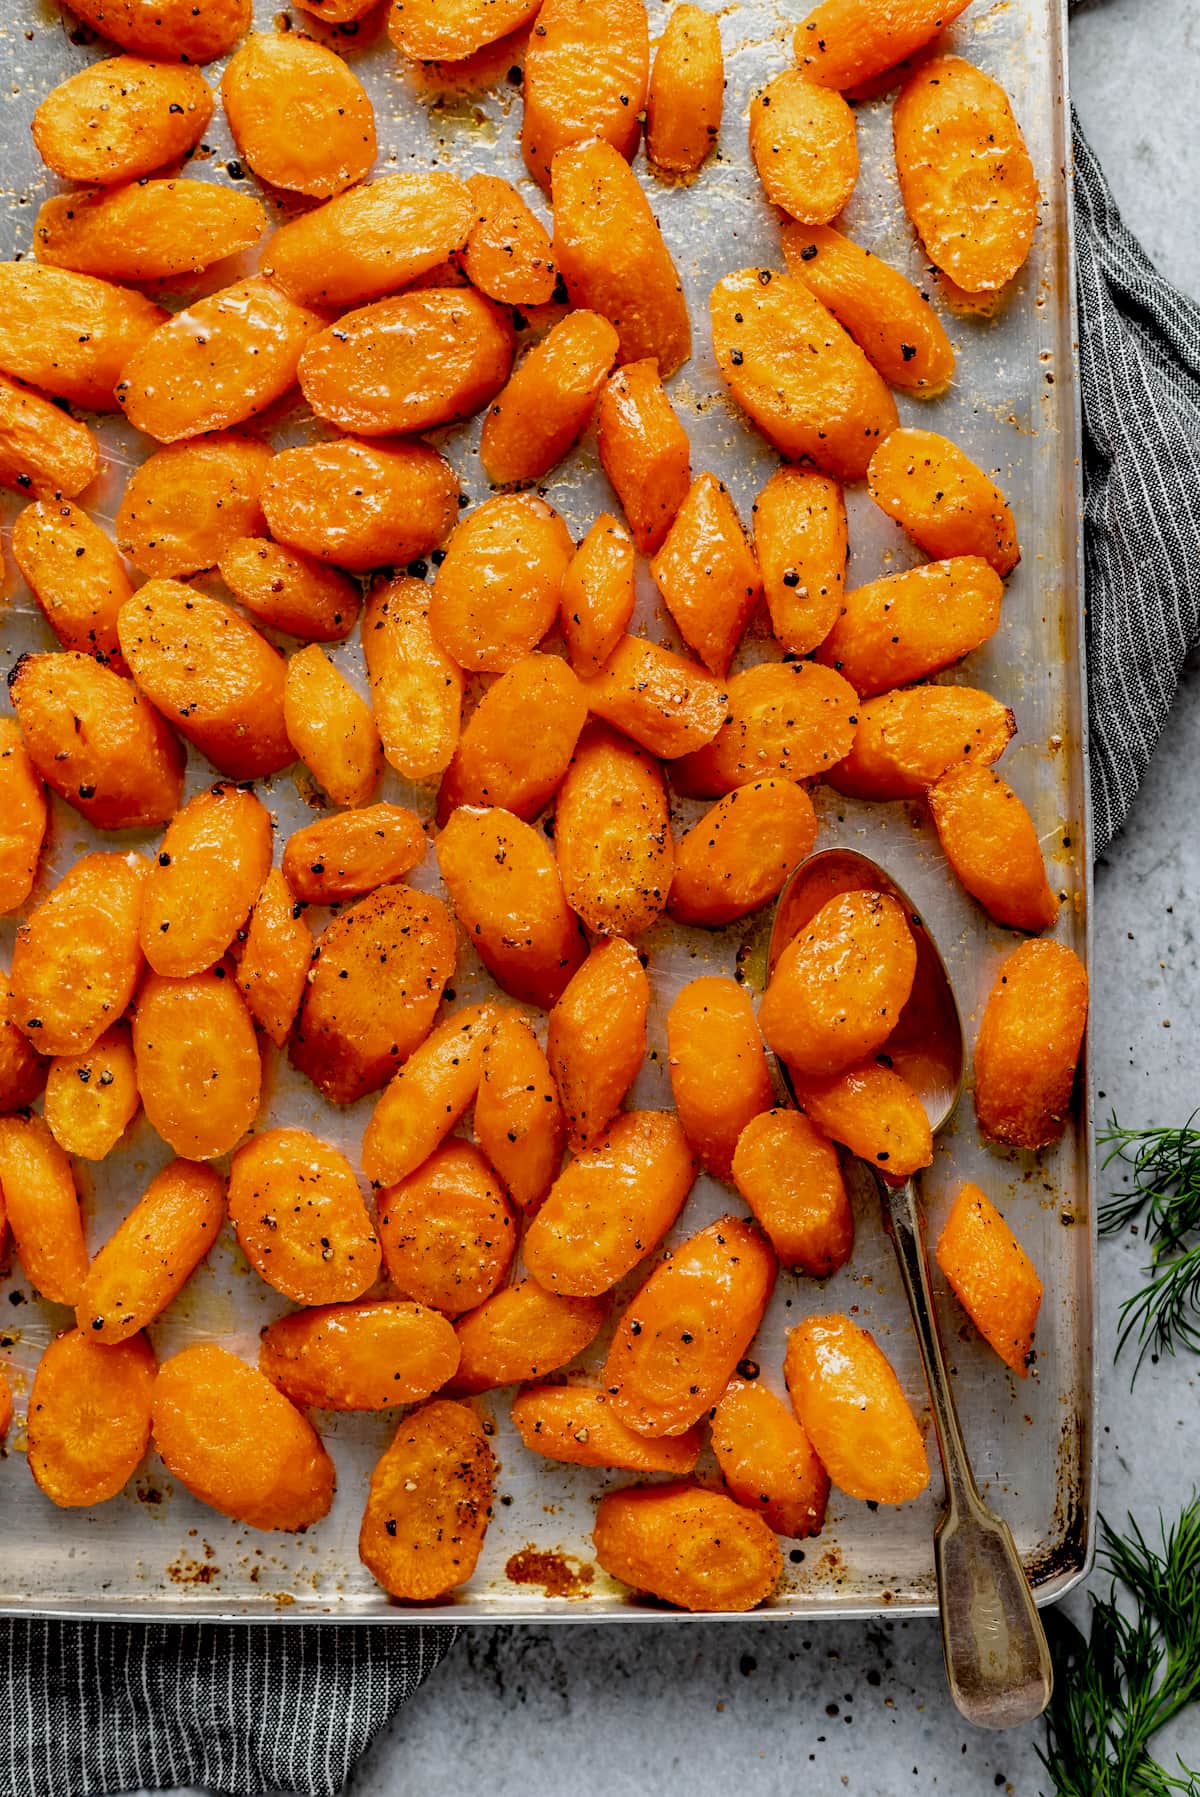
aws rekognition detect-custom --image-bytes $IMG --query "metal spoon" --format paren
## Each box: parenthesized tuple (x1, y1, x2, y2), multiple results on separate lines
(765, 847, 1053, 1730)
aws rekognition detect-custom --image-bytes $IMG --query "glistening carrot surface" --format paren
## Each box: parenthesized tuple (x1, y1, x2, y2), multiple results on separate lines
(646, 4, 724, 178)
(480, 309, 618, 487)
(553, 139, 690, 377)
(935, 1183, 1042, 1375)
(711, 268, 897, 481)
(893, 57, 1038, 294)
(785, 1314, 930, 1505)
(522, 0, 650, 190)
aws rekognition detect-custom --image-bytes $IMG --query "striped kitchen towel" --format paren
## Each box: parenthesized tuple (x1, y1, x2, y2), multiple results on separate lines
(1072, 109, 1200, 853)
(0, 1619, 455, 1797)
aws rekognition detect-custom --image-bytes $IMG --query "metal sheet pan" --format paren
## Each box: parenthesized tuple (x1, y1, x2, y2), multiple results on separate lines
(0, 0, 1093, 1622)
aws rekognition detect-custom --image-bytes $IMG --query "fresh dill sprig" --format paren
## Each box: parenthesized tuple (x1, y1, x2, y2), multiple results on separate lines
(1099, 1117, 1200, 1374)
(1100, 1118, 1200, 1248)
(1041, 1500, 1200, 1796)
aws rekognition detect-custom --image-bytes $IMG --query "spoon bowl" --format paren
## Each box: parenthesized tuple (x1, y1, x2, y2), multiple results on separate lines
(767, 846, 964, 1139)
(763, 847, 1053, 1731)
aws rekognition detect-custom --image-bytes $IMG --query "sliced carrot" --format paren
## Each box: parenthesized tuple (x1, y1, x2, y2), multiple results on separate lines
(759, 889, 918, 1078)
(673, 660, 857, 797)
(437, 653, 587, 825)
(78, 1160, 226, 1343)
(749, 71, 858, 225)
(547, 938, 650, 1152)
(732, 1108, 853, 1276)
(115, 435, 271, 580)
(785, 1314, 930, 1504)
(669, 780, 818, 927)
(751, 466, 846, 657)
(793, 1059, 933, 1178)
(281, 804, 426, 906)
(0, 1114, 89, 1306)
(259, 1301, 460, 1412)
(260, 172, 476, 310)
(221, 32, 376, 199)
(666, 976, 774, 1182)
(10, 500, 130, 670)
(794, 0, 972, 88)
(512, 1386, 701, 1474)
(579, 635, 726, 760)
(553, 139, 690, 376)
(524, 1111, 695, 1298)
(359, 1399, 494, 1600)
(554, 720, 674, 937)
(284, 645, 383, 808)
(28, 1330, 155, 1509)
(218, 539, 360, 644)
(299, 289, 515, 438)
(236, 868, 311, 1049)
(264, 439, 459, 573)
(973, 940, 1088, 1150)
(474, 1009, 565, 1214)
(480, 309, 618, 486)
(710, 268, 897, 481)
(0, 718, 46, 917)
(828, 684, 1015, 801)
(289, 885, 456, 1106)
(451, 1280, 606, 1393)
(32, 56, 213, 184)
(117, 278, 322, 442)
(362, 575, 464, 783)
(8, 651, 182, 831)
(813, 556, 1004, 697)
(228, 1127, 380, 1306)
(437, 805, 585, 1007)
(522, 0, 650, 190)
(650, 473, 760, 676)
(646, 3, 724, 178)
(893, 57, 1038, 294)
(0, 374, 99, 501)
(867, 427, 1020, 575)
(936, 1183, 1042, 1375)
(928, 762, 1059, 932)
(35, 180, 265, 282)
(0, 263, 165, 411)
(388, 0, 542, 62)
(60, 0, 250, 62)
(42, 1019, 137, 1160)
(559, 514, 637, 676)
(430, 494, 574, 672)
(712, 1376, 831, 1539)
(463, 173, 557, 306)
(597, 358, 692, 556)
(593, 1481, 783, 1612)
(782, 223, 955, 395)
(117, 578, 292, 780)
(361, 1002, 498, 1189)
(139, 784, 273, 979)
(605, 1216, 776, 1437)
(377, 1140, 516, 1316)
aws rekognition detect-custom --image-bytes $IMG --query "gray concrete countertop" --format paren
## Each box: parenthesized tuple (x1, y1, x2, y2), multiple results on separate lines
(95, 0, 1198, 1790)
(341, 5, 1200, 1792)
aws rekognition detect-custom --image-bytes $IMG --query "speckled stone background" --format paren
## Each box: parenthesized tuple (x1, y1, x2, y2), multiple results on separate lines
(125, 0, 1200, 1789)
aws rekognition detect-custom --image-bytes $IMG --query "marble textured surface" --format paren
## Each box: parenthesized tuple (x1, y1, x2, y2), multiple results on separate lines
(118, 0, 1200, 1790)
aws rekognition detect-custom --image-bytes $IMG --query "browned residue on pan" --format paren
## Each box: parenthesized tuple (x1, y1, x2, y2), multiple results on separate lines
(505, 1546, 595, 1599)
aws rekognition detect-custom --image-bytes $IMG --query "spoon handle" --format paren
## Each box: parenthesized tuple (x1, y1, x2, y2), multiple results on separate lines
(878, 1174, 1054, 1730)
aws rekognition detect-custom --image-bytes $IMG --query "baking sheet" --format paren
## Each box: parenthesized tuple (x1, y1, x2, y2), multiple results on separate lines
(0, 0, 1093, 1621)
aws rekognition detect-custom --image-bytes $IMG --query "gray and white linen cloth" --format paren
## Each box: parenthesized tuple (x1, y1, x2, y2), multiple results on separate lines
(3, 69, 1200, 1797)
(1071, 112, 1200, 852)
